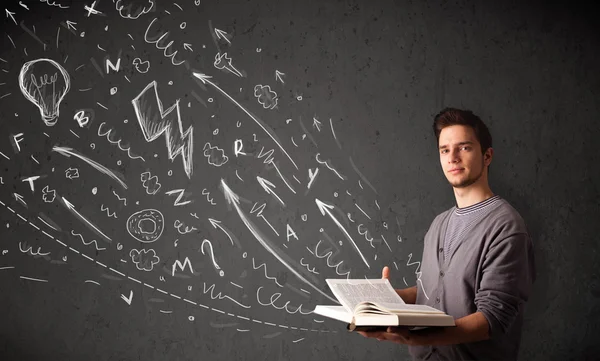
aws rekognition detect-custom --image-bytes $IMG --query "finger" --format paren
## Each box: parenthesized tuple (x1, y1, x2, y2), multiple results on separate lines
(382, 266, 390, 280)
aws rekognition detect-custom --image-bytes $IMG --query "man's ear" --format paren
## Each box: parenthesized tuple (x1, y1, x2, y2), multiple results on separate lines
(484, 148, 494, 165)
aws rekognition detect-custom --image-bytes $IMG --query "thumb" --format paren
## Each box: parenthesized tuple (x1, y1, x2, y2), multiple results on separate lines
(382, 266, 390, 280)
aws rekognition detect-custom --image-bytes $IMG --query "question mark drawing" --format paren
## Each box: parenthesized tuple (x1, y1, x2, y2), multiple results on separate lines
(201, 239, 224, 277)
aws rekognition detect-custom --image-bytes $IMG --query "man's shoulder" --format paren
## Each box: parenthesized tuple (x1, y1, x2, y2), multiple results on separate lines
(486, 197, 529, 234)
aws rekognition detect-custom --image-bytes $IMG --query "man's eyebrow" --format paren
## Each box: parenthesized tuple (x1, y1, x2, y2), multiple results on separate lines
(438, 141, 474, 149)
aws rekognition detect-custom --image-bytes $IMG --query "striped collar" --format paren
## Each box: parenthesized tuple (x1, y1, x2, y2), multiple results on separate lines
(454, 195, 501, 216)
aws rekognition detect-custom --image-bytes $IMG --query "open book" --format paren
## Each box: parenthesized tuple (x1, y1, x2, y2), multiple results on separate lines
(314, 279, 455, 331)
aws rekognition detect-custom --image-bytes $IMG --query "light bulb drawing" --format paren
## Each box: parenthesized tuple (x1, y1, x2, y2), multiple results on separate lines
(18, 58, 71, 126)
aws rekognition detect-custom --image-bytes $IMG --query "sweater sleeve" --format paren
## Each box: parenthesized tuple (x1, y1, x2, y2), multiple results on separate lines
(474, 232, 536, 338)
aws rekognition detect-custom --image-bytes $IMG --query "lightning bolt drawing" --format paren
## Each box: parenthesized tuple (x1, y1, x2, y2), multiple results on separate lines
(132, 81, 194, 178)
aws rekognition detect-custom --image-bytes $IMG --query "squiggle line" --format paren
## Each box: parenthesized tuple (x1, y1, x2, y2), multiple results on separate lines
(71, 230, 106, 251)
(112, 190, 127, 206)
(299, 258, 319, 274)
(202, 188, 216, 205)
(97, 122, 146, 161)
(19, 241, 51, 256)
(202, 282, 251, 309)
(252, 257, 283, 287)
(100, 204, 118, 218)
(314, 240, 350, 278)
(256, 286, 313, 315)
(0, 201, 333, 333)
(315, 153, 346, 180)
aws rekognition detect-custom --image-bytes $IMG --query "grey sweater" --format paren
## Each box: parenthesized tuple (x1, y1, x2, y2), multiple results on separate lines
(408, 196, 536, 361)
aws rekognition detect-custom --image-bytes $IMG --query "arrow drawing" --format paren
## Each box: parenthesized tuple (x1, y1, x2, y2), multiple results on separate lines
(132, 81, 194, 178)
(120, 290, 133, 305)
(275, 70, 285, 84)
(52, 146, 128, 189)
(313, 117, 322, 132)
(5, 9, 17, 25)
(256, 176, 285, 207)
(61, 197, 112, 242)
(183, 43, 193, 52)
(13, 193, 27, 208)
(192, 72, 298, 170)
(208, 218, 237, 247)
(221, 179, 337, 304)
(214, 28, 231, 44)
(315, 198, 370, 268)
(66, 20, 77, 31)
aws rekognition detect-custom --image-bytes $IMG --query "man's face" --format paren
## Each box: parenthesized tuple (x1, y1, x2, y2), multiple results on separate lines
(438, 125, 489, 189)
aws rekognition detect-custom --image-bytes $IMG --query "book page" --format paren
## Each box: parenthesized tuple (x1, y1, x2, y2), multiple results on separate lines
(326, 279, 405, 313)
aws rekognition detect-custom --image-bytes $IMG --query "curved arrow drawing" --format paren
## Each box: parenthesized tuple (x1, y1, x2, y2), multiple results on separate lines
(315, 198, 370, 268)
(208, 217, 240, 248)
(256, 176, 285, 207)
(221, 179, 337, 304)
(192, 72, 298, 170)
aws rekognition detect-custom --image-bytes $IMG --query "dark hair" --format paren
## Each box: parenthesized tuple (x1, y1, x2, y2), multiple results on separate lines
(433, 108, 493, 154)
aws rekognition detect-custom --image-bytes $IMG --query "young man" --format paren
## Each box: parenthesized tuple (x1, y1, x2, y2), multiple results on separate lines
(359, 108, 536, 360)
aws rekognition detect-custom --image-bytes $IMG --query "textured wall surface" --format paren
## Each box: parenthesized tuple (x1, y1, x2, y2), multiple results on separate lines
(0, 0, 598, 360)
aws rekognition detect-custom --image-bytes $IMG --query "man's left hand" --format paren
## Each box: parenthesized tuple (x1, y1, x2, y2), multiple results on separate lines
(357, 327, 427, 346)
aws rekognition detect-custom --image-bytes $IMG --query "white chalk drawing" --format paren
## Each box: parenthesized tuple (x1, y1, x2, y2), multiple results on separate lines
(201, 239, 224, 276)
(251, 257, 283, 287)
(126, 209, 164, 243)
(256, 286, 312, 315)
(221, 179, 337, 303)
(129, 248, 160, 271)
(65, 167, 79, 179)
(202, 189, 216, 205)
(203, 282, 250, 309)
(132, 57, 150, 73)
(235, 170, 244, 182)
(314, 240, 351, 278)
(52, 146, 128, 189)
(21, 176, 40, 193)
(115, 0, 154, 19)
(172, 256, 193, 276)
(313, 117, 322, 132)
(307, 168, 319, 189)
(165, 189, 192, 206)
(208, 218, 235, 246)
(357, 224, 375, 248)
(174, 219, 196, 235)
(193, 72, 298, 170)
(316, 153, 346, 180)
(144, 18, 186, 66)
(299, 258, 319, 274)
(6, 203, 332, 333)
(61, 197, 112, 242)
(254, 84, 278, 109)
(84, 1, 103, 17)
(132, 81, 193, 178)
(74, 110, 91, 128)
(249, 202, 279, 236)
(41, 186, 56, 203)
(20, 276, 48, 283)
(120, 290, 133, 305)
(275, 70, 285, 84)
(41, 0, 69, 9)
(256, 176, 285, 207)
(112, 190, 127, 206)
(13, 192, 27, 208)
(37, 214, 59, 230)
(214, 52, 242, 77)
(349, 156, 377, 194)
(355, 203, 372, 220)
(214, 28, 231, 44)
(315, 198, 369, 268)
(286, 224, 298, 242)
(234, 139, 247, 157)
(97, 122, 146, 161)
(100, 204, 118, 218)
(140, 171, 161, 195)
(71, 230, 105, 251)
(203, 142, 228, 167)
(19, 241, 51, 257)
(18, 59, 70, 126)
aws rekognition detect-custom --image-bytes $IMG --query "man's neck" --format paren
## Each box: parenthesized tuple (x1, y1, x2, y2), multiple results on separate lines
(453, 185, 495, 209)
